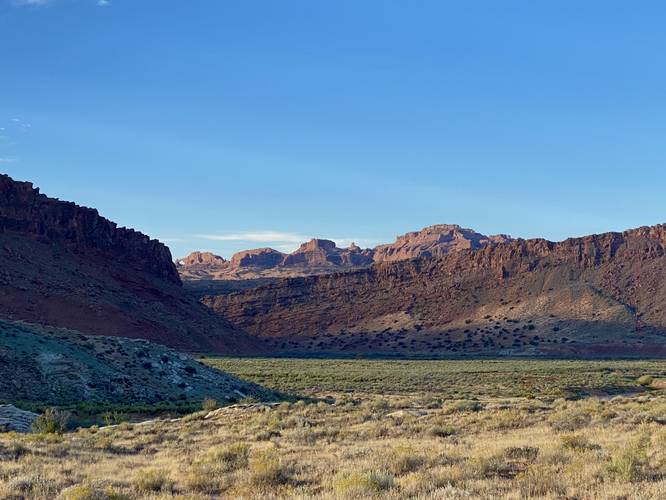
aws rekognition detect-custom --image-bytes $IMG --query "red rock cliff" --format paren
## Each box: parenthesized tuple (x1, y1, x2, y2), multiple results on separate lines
(0, 174, 181, 285)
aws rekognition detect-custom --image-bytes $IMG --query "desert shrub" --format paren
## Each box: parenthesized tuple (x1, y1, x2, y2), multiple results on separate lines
(59, 484, 127, 500)
(289, 426, 339, 445)
(90, 435, 115, 452)
(132, 469, 173, 493)
(282, 415, 315, 429)
(600, 408, 618, 422)
(547, 408, 592, 432)
(398, 471, 440, 496)
(606, 431, 652, 482)
(637, 375, 654, 387)
(101, 411, 126, 426)
(117, 422, 133, 432)
(32, 408, 71, 434)
(504, 446, 539, 461)
(205, 443, 250, 472)
(240, 396, 260, 405)
(202, 398, 219, 411)
(384, 446, 425, 475)
(184, 464, 232, 494)
(561, 434, 600, 452)
(368, 398, 390, 412)
(516, 465, 567, 497)
(334, 470, 395, 496)
(444, 400, 482, 414)
(426, 424, 456, 438)
(254, 430, 281, 441)
(0, 440, 29, 460)
(4, 475, 58, 498)
(489, 408, 527, 430)
(249, 449, 290, 486)
(471, 454, 512, 478)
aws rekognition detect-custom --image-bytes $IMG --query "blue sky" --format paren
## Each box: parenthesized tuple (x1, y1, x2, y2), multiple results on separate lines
(2, 1, 666, 259)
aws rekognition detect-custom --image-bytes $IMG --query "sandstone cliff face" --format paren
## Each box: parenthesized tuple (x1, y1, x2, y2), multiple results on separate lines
(0, 175, 180, 285)
(177, 239, 374, 281)
(178, 251, 227, 266)
(373, 224, 512, 263)
(204, 225, 666, 357)
(177, 225, 503, 282)
(283, 239, 374, 267)
(0, 174, 262, 354)
(231, 248, 285, 267)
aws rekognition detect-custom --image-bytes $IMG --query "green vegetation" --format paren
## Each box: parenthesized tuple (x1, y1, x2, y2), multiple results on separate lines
(204, 357, 663, 399)
(32, 408, 71, 434)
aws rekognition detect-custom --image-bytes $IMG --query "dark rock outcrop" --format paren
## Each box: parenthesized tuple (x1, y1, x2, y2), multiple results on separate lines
(0, 175, 180, 285)
(0, 174, 262, 354)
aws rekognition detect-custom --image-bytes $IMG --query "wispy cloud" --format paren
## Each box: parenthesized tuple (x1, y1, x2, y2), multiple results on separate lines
(12, 0, 111, 6)
(12, 0, 52, 5)
(195, 231, 379, 250)
(196, 231, 310, 244)
(0, 158, 17, 164)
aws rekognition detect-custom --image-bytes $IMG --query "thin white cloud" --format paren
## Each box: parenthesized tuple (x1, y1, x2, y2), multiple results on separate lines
(332, 238, 380, 248)
(274, 243, 300, 253)
(158, 237, 185, 243)
(196, 231, 310, 244)
(195, 231, 378, 250)
(11, 0, 110, 6)
(0, 158, 16, 164)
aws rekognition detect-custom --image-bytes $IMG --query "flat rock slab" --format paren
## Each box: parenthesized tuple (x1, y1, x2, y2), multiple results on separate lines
(0, 404, 38, 433)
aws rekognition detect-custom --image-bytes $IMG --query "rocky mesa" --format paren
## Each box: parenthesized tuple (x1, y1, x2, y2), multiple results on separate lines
(204, 225, 666, 357)
(178, 224, 509, 281)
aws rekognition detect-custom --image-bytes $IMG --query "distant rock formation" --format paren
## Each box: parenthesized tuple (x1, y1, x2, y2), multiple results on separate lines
(373, 224, 512, 263)
(283, 239, 374, 267)
(178, 225, 508, 281)
(204, 224, 666, 357)
(0, 174, 262, 354)
(178, 251, 227, 267)
(231, 248, 285, 268)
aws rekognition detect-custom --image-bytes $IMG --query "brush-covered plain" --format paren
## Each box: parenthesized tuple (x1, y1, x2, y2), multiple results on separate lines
(2, 359, 666, 499)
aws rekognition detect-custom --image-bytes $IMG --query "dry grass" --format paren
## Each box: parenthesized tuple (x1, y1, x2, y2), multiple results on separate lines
(3, 360, 666, 498)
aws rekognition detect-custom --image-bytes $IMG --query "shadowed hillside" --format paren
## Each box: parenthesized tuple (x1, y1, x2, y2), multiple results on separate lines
(0, 174, 263, 354)
(0, 319, 275, 405)
(205, 225, 666, 357)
